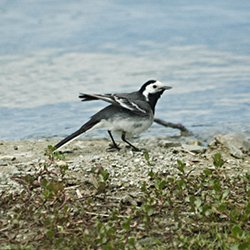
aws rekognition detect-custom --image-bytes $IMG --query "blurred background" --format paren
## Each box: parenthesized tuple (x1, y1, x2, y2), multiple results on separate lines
(0, 0, 250, 141)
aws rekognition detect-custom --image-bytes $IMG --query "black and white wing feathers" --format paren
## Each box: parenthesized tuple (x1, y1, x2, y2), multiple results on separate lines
(79, 93, 147, 115)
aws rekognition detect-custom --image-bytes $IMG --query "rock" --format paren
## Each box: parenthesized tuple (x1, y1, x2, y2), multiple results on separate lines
(0, 155, 16, 161)
(182, 144, 206, 154)
(213, 133, 250, 158)
(56, 160, 68, 166)
(158, 140, 181, 148)
(0, 160, 8, 166)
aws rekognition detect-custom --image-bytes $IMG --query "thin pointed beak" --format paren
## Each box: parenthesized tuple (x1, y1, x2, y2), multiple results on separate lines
(161, 86, 172, 91)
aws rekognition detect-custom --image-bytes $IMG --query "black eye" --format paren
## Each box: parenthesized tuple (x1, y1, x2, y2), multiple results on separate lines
(153, 85, 157, 89)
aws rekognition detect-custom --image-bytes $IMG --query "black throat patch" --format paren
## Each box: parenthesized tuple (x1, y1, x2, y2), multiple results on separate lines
(147, 91, 164, 114)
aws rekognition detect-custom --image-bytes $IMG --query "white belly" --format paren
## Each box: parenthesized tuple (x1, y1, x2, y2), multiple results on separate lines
(95, 117, 153, 136)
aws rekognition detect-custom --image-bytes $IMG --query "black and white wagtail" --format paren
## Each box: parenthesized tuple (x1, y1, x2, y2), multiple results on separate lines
(54, 80, 171, 151)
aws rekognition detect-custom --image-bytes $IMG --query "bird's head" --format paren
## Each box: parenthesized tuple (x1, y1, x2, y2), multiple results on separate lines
(139, 80, 172, 102)
(139, 80, 171, 100)
(139, 80, 172, 113)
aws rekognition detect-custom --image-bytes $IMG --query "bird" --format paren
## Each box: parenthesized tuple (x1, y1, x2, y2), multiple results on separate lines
(54, 80, 171, 151)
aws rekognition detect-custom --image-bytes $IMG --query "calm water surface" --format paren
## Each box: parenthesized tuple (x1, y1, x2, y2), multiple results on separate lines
(0, 1, 250, 141)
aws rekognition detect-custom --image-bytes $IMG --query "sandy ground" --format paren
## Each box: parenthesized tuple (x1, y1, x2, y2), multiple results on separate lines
(0, 134, 249, 194)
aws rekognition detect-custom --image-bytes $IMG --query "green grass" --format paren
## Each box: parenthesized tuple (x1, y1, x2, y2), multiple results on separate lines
(0, 148, 249, 249)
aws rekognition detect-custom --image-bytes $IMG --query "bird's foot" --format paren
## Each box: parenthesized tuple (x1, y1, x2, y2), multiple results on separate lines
(125, 145, 141, 152)
(106, 143, 121, 152)
(132, 147, 141, 152)
(132, 146, 141, 152)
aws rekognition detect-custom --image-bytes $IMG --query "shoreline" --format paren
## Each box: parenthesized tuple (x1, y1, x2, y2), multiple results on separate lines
(1, 134, 249, 193)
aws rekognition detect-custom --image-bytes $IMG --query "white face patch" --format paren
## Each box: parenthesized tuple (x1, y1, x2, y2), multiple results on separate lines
(142, 80, 167, 101)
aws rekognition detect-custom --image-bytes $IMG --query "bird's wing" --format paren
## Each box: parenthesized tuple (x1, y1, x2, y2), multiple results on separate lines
(79, 93, 147, 115)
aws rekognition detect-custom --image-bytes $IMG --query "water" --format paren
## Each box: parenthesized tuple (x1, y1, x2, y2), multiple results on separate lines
(0, 1, 250, 141)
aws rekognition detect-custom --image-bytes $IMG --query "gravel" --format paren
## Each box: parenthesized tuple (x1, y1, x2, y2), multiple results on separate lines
(0, 134, 249, 193)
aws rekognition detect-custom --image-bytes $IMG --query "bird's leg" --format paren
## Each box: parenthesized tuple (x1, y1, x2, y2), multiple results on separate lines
(107, 130, 120, 150)
(121, 132, 140, 151)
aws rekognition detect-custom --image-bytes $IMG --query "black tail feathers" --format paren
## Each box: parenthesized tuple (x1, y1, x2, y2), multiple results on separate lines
(79, 93, 99, 102)
(54, 119, 99, 150)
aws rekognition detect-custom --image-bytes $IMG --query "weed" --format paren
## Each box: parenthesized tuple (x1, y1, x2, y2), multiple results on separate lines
(45, 145, 65, 161)
(0, 151, 249, 249)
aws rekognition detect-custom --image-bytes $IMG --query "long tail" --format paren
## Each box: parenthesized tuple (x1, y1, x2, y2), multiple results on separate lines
(54, 119, 99, 150)
(79, 93, 100, 101)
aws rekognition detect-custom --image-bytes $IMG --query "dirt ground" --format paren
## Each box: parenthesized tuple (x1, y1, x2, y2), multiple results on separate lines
(0, 134, 249, 194)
